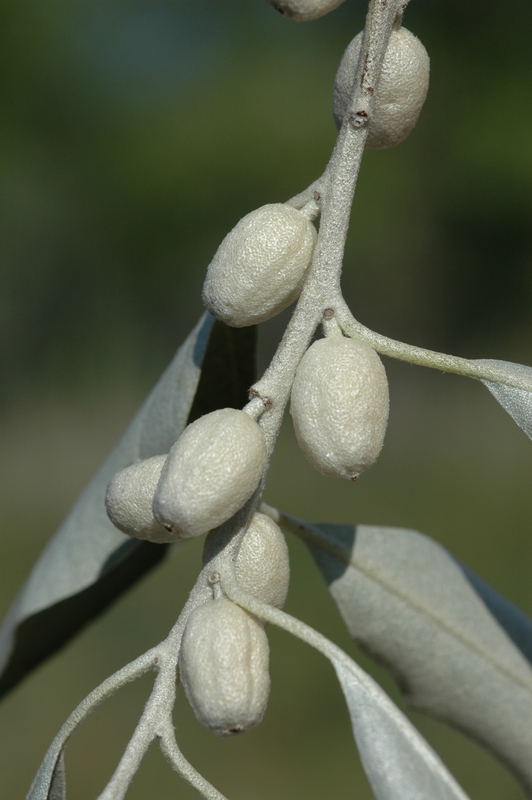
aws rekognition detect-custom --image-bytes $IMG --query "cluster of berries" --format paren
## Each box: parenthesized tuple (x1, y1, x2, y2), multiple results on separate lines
(104, 18, 428, 739)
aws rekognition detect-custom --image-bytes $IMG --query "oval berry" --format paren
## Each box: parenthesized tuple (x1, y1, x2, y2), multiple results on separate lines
(105, 455, 178, 543)
(266, 0, 346, 22)
(179, 598, 270, 736)
(153, 409, 267, 538)
(290, 336, 389, 479)
(236, 513, 290, 609)
(204, 512, 290, 609)
(333, 27, 430, 149)
(202, 204, 316, 327)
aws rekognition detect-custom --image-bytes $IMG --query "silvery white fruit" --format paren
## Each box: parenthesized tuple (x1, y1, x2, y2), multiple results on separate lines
(105, 455, 177, 543)
(290, 336, 389, 479)
(153, 408, 267, 538)
(235, 513, 290, 609)
(202, 204, 316, 327)
(179, 598, 270, 736)
(333, 27, 430, 149)
(266, 0, 345, 22)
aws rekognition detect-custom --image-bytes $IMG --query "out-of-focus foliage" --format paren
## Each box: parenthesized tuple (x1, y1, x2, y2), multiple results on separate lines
(1, 0, 531, 405)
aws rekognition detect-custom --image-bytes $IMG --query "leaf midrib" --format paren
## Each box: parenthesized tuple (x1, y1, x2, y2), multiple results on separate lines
(283, 515, 532, 695)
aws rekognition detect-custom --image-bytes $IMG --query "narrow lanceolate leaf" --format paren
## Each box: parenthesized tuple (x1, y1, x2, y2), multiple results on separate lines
(476, 358, 532, 439)
(458, 562, 532, 666)
(223, 576, 469, 800)
(29, 749, 66, 800)
(47, 752, 66, 800)
(280, 515, 532, 795)
(333, 659, 470, 800)
(30, 746, 67, 800)
(0, 316, 256, 698)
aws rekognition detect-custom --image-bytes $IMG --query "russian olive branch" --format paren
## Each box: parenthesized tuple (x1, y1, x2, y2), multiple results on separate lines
(251, 0, 532, 459)
(26, 0, 532, 795)
(249, 0, 410, 456)
(124, 5, 426, 786)
(336, 299, 532, 389)
(27, 648, 158, 799)
(280, 0, 532, 397)
(29, 570, 233, 799)
(95, 530, 254, 798)
(26, 0, 460, 794)
(179, 0, 415, 661)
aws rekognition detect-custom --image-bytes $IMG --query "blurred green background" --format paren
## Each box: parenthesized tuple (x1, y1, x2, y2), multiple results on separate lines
(1, 0, 532, 797)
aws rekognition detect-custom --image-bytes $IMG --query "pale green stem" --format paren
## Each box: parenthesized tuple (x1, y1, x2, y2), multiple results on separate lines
(336, 298, 532, 391)
(97, 649, 182, 800)
(160, 726, 229, 800)
(222, 573, 470, 800)
(286, 176, 325, 210)
(252, 0, 409, 456)
(221, 572, 369, 678)
(27, 648, 159, 800)
(209, 0, 412, 609)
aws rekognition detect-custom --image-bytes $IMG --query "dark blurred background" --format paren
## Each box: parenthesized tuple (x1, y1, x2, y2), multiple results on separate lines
(1, 0, 532, 797)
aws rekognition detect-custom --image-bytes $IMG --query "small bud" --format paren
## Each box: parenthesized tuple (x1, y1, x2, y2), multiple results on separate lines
(290, 336, 389, 479)
(267, 0, 345, 22)
(105, 455, 179, 543)
(202, 204, 316, 327)
(179, 598, 270, 736)
(333, 27, 430, 149)
(153, 409, 267, 538)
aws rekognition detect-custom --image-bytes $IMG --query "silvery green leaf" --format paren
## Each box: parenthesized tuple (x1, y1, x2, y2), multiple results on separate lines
(28, 738, 66, 800)
(223, 564, 469, 800)
(476, 358, 532, 439)
(0, 316, 256, 698)
(47, 751, 66, 800)
(282, 515, 532, 794)
(333, 658, 470, 800)
(459, 562, 532, 665)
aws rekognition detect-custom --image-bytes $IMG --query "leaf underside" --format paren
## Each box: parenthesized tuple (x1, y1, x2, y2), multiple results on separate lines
(47, 751, 66, 800)
(476, 358, 532, 439)
(333, 659, 470, 800)
(0, 315, 256, 699)
(283, 515, 532, 795)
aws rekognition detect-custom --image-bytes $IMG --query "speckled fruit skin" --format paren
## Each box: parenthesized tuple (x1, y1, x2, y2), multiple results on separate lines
(236, 513, 290, 608)
(153, 409, 267, 538)
(202, 204, 317, 327)
(203, 513, 290, 609)
(333, 27, 430, 149)
(105, 454, 177, 543)
(290, 336, 389, 479)
(179, 598, 270, 737)
(267, 0, 345, 22)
